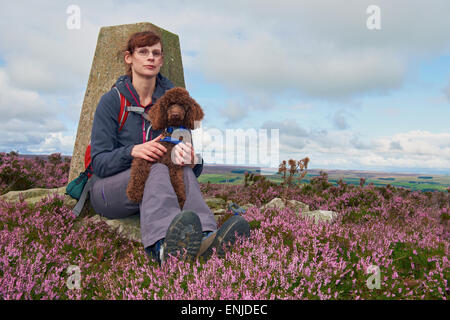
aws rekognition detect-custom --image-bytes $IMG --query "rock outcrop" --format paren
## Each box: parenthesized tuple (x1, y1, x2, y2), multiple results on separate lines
(82, 214, 141, 243)
(260, 197, 310, 214)
(0, 186, 76, 207)
(260, 197, 338, 224)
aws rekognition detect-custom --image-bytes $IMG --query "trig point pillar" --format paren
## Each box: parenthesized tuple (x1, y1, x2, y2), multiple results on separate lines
(68, 22, 185, 182)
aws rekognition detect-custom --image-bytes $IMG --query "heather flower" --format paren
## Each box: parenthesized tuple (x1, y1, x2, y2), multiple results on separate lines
(0, 155, 449, 299)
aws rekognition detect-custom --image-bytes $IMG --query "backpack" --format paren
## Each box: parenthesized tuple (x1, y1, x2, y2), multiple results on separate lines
(66, 86, 144, 216)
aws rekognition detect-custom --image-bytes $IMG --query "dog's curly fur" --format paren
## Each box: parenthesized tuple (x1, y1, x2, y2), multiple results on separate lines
(126, 87, 204, 210)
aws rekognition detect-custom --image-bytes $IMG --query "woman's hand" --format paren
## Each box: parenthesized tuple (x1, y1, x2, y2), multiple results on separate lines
(131, 134, 167, 162)
(173, 142, 196, 168)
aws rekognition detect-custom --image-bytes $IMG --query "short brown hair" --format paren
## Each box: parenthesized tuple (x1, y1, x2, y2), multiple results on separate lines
(123, 31, 163, 79)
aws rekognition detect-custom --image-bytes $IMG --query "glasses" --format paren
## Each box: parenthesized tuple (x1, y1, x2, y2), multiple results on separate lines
(134, 48, 163, 58)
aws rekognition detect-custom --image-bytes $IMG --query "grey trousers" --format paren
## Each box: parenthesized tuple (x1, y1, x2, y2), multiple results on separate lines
(89, 163, 217, 248)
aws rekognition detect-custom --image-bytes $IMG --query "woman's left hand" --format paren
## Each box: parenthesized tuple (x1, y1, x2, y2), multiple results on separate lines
(173, 142, 196, 168)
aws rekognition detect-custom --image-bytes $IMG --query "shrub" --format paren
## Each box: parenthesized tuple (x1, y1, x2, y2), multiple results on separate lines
(0, 151, 70, 195)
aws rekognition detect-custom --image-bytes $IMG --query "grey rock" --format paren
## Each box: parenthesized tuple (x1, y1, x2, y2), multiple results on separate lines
(259, 197, 337, 224)
(212, 208, 227, 215)
(301, 210, 338, 224)
(260, 197, 286, 210)
(287, 199, 310, 215)
(205, 197, 226, 210)
(260, 197, 310, 214)
(84, 214, 141, 243)
(0, 186, 76, 207)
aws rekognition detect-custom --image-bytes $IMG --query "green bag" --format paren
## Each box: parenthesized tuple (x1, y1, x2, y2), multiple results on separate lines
(66, 166, 99, 217)
(65, 169, 90, 200)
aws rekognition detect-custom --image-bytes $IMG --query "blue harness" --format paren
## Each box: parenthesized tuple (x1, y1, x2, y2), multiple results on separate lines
(159, 126, 189, 144)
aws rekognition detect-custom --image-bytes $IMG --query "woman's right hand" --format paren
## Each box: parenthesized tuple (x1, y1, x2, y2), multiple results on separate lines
(131, 134, 167, 162)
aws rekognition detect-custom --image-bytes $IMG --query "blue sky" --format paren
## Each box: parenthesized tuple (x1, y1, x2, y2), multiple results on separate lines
(0, 0, 449, 174)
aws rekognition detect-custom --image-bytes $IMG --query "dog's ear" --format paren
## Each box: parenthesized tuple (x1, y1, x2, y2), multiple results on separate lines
(147, 100, 167, 130)
(185, 99, 204, 130)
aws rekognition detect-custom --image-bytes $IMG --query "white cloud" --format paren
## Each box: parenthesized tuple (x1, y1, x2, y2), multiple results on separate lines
(288, 102, 313, 111)
(195, 118, 450, 171)
(197, 39, 406, 98)
(331, 109, 352, 130)
(176, 117, 450, 172)
(261, 119, 309, 138)
(0, 2, 97, 93)
(219, 100, 249, 123)
(184, 0, 450, 99)
(27, 132, 75, 155)
(304, 130, 450, 171)
(0, 69, 53, 122)
(350, 134, 372, 150)
(372, 130, 450, 157)
(2, 0, 449, 99)
(0, 68, 73, 153)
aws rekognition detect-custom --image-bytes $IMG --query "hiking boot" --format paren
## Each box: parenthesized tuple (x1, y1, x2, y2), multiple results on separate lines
(198, 215, 250, 259)
(196, 231, 216, 259)
(161, 210, 203, 263)
(145, 238, 164, 264)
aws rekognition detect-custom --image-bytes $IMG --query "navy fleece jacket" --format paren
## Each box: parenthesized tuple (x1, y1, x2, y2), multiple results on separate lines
(90, 74, 204, 178)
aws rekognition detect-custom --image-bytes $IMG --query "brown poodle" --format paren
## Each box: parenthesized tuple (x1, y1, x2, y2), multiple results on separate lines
(126, 87, 204, 210)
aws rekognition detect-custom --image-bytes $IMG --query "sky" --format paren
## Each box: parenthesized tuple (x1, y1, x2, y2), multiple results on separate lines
(0, 0, 449, 174)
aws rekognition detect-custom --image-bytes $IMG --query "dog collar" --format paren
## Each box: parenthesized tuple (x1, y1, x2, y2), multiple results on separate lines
(167, 126, 187, 133)
(159, 136, 183, 144)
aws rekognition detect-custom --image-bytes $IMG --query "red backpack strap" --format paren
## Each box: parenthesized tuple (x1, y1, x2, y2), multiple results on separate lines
(113, 86, 130, 132)
(83, 88, 130, 179)
(84, 143, 93, 178)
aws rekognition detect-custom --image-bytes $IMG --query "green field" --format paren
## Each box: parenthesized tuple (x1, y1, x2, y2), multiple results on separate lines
(198, 174, 243, 185)
(198, 169, 450, 192)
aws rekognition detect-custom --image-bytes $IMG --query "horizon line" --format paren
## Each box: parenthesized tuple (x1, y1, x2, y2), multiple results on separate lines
(7, 152, 450, 176)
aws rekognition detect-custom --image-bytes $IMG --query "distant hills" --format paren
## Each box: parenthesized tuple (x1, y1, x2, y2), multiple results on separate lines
(14, 154, 450, 192)
(199, 164, 450, 192)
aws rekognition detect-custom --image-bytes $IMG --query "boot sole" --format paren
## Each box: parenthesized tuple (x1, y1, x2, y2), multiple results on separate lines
(163, 210, 203, 261)
(201, 215, 250, 259)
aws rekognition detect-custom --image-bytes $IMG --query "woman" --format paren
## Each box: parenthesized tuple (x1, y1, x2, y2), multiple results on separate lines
(88, 31, 249, 265)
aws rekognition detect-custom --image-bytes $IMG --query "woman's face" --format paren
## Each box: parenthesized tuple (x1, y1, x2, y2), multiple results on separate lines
(125, 42, 164, 79)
